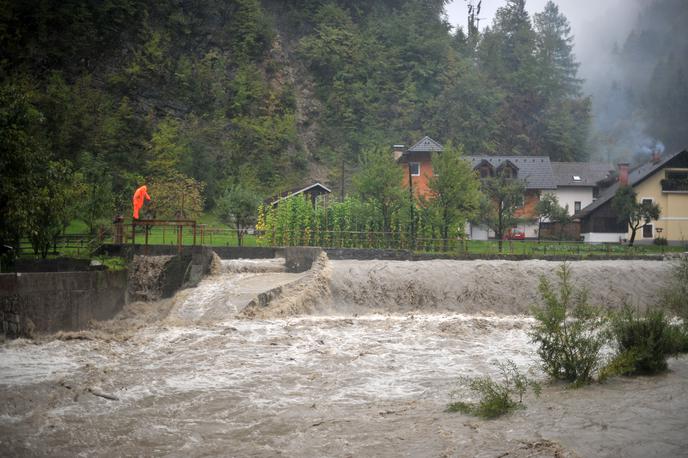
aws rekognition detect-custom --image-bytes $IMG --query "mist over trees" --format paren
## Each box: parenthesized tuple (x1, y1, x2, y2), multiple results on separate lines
(590, 0, 688, 163)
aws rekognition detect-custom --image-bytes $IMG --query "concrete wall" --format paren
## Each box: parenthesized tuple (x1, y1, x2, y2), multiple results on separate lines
(0, 270, 127, 338)
(582, 232, 626, 243)
(212, 246, 280, 259)
(127, 246, 215, 301)
(550, 187, 593, 216)
(282, 247, 322, 272)
(14, 258, 105, 273)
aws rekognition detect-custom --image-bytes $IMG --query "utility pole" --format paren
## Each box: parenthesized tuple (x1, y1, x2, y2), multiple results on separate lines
(408, 162, 415, 250)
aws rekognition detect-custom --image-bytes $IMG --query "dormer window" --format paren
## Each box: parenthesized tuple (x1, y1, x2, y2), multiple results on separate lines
(573, 175, 582, 182)
(497, 160, 519, 179)
(474, 159, 495, 178)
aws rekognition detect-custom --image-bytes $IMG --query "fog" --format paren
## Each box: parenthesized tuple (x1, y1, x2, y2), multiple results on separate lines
(445, 0, 645, 93)
(445, 0, 662, 162)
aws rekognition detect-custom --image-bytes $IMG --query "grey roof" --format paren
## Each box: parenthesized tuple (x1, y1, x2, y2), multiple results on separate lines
(407, 136, 444, 152)
(551, 162, 615, 187)
(466, 156, 557, 190)
(265, 182, 331, 206)
(574, 150, 687, 219)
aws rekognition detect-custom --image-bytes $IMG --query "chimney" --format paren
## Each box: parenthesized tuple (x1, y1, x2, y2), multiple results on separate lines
(651, 149, 662, 164)
(618, 163, 630, 186)
(392, 144, 405, 162)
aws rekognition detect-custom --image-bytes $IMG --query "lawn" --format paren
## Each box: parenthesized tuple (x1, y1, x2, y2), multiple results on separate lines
(16, 217, 687, 260)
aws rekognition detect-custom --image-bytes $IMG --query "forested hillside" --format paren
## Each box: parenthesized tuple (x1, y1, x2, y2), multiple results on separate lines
(1, 0, 590, 229)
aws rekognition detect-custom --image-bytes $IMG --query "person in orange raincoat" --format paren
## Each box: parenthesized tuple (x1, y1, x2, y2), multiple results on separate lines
(132, 185, 151, 219)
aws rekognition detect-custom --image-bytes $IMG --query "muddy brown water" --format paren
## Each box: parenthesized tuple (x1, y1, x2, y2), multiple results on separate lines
(0, 258, 686, 457)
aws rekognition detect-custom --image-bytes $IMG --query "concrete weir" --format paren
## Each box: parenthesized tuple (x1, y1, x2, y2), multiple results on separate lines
(0, 245, 323, 338)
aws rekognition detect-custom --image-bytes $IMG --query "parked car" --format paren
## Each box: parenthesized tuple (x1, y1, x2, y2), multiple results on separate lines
(505, 228, 526, 240)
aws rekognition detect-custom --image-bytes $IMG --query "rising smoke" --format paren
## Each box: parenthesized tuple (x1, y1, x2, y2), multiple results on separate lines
(447, 0, 671, 164)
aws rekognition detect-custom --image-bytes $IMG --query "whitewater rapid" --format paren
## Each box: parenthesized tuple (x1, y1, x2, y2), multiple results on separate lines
(0, 256, 685, 457)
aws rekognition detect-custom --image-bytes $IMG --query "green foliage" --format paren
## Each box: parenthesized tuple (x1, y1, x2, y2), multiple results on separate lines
(145, 173, 205, 220)
(98, 256, 127, 271)
(352, 147, 405, 234)
(27, 161, 77, 258)
(1, 0, 593, 221)
(447, 360, 541, 419)
(474, 173, 526, 250)
(535, 193, 572, 240)
(0, 81, 47, 247)
(426, 144, 480, 244)
(601, 306, 686, 378)
(530, 263, 609, 386)
(660, 257, 688, 321)
(612, 185, 661, 246)
(217, 185, 260, 247)
(76, 152, 115, 235)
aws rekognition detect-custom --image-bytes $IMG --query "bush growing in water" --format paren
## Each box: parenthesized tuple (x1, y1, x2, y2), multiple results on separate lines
(661, 256, 688, 321)
(529, 263, 608, 386)
(601, 306, 685, 378)
(447, 360, 540, 419)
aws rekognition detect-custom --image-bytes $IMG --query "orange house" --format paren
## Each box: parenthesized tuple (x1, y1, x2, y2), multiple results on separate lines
(395, 136, 444, 197)
(395, 136, 560, 239)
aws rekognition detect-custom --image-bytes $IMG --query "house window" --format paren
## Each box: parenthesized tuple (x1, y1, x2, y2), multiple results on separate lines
(479, 166, 492, 178)
(641, 198, 654, 205)
(572, 175, 582, 182)
(409, 162, 420, 176)
(643, 224, 653, 238)
(574, 201, 581, 213)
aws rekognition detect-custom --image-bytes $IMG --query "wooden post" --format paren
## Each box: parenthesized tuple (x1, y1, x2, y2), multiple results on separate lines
(193, 222, 197, 246)
(132, 222, 136, 245)
(144, 224, 149, 255)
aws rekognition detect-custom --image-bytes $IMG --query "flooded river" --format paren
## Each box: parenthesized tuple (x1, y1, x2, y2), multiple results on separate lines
(0, 258, 686, 457)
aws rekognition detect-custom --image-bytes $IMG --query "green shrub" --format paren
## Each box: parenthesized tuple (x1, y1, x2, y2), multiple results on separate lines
(447, 360, 540, 419)
(99, 256, 127, 271)
(529, 263, 609, 386)
(661, 257, 688, 320)
(653, 237, 668, 246)
(602, 306, 686, 378)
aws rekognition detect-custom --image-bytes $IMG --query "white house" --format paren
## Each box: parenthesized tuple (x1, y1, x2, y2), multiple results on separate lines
(549, 162, 615, 215)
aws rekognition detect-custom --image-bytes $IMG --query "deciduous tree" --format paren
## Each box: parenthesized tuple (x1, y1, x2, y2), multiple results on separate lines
(427, 144, 480, 248)
(611, 185, 661, 246)
(352, 147, 405, 235)
(475, 172, 526, 252)
(217, 184, 260, 247)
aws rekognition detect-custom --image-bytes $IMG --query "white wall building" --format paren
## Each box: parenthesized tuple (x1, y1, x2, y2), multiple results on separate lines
(550, 162, 615, 215)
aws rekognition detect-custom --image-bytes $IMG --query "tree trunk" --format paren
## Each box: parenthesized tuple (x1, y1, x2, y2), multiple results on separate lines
(537, 219, 541, 242)
(628, 225, 637, 246)
(236, 228, 243, 247)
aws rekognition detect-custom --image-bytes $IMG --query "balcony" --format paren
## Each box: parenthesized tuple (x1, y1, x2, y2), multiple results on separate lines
(661, 178, 688, 192)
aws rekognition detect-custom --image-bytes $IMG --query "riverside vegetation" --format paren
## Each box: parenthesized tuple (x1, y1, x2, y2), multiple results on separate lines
(449, 259, 688, 419)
